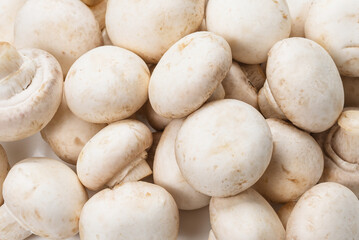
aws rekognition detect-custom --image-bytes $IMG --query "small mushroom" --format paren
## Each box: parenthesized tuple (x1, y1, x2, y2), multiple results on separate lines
(1, 158, 88, 239)
(305, 0, 359, 77)
(106, 0, 205, 63)
(176, 99, 273, 197)
(276, 201, 296, 229)
(0, 144, 9, 205)
(40, 96, 106, 165)
(0, 0, 27, 43)
(206, 0, 291, 64)
(208, 230, 217, 240)
(320, 108, 359, 197)
(65, 46, 150, 124)
(0, 42, 63, 142)
(79, 181, 179, 239)
(342, 76, 359, 107)
(77, 119, 153, 191)
(89, 0, 107, 30)
(286, 0, 314, 37)
(286, 182, 359, 239)
(149, 31, 232, 118)
(210, 188, 285, 240)
(145, 101, 172, 131)
(14, 0, 102, 75)
(222, 62, 258, 109)
(258, 37, 344, 133)
(254, 119, 324, 203)
(153, 119, 210, 210)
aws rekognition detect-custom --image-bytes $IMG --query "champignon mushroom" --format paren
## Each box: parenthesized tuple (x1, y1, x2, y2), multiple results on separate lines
(319, 108, 359, 197)
(254, 119, 324, 203)
(106, 0, 205, 63)
(176, 99, 273, 197)
(286, 0, 314, 37)
(342, 76, 359, 107)
(153, 119, 210, 210)
(0, 144, 9, 205)
(206, 0, 291, 64)
(276, 201, 296, 229)
(286, 182, 359, 239)
(0, 0, 27, 43)
(14, 0, 102, 75)
(77, 119, 153, 191)
(258, 37, 344, 133)
(222, 62, 258, 109)
(0, 158, 88, 239)
(0, 42, 63, 142)
(149, 31, 232, 118)
(79, 181, 179, 240)
(40, 96, 106, 165)
(145, 101, 172, 131)
(65, 46, 150, 124)
(305, 0, 359, 77)
(210, 188, 285, 240)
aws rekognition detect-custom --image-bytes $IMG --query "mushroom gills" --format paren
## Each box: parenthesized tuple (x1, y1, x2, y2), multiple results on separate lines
(0, 204, 31, 240)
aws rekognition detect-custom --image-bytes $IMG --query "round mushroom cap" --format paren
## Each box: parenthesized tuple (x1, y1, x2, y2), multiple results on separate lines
(0, 145, 9, 205)
(149, 31, 232, 119)
(343, 77, 359, 107)
(2, 158, 88, 239)
(254, 119, 324, 203)
(286, 182, 359, 240)
(65, 46, 150, 124)
(79, 181, 179, 240)
(41, 97, 106, 165)
(153, 119, 210, 210)
(206, 0, 291, 64)
(106, 0, 205, 63)
(77, 119, 153, 191)
(210, 188, 285, 240)
(14, 0, 102, 75)
(286, 0, 314, 37)
(0, 0, 27, 43)
(305, 0, 359, 77)
(176, 99, 273, 197)
(266, 37, 344, 133)
(0, 43, 63, 142)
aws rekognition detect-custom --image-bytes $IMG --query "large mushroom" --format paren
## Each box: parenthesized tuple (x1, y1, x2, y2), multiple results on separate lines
(0, 42, 63, 142)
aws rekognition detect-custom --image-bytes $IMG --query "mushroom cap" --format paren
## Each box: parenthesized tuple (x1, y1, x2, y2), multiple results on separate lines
(254, 118, 324, 203)
(41, 96, 106, 165)
(106, 0, 205, 63)
(305, 0, 359, 77)
(149, 31, 232, 119)
(0, 47, 63, 142)
(266, 37, 344, 133)
(277, 201, 296, 229)
(14, 0, 102, 75)
(79, 181, 179, 240)
(145, 101, 172, 131)
(210, 188, 285, 240)
(0, 145, 9, 205)
(286, 0, 314, 37)
(153, 119, 210, 210)
(175, 99, 273, 197)
(65, 46, 150, 124)
(3, 158, 88, 239)
(206, 0, 291, 64)
(286, 182, 359, 240)
(0, 0, 27, 43)
(77, 119, 153, 191)
(342, 77, 359, 108)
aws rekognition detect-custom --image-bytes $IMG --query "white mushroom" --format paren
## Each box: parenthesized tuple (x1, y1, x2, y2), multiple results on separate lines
(106, 0, 205, 63)
(1, 158, 88, 239)
(254, 119, 324, 203)
(77, 119, 153, 191)
(258, 37, 344, 133)
(342, 76, 359, 107)
(0, 144, 9, 205)
(206, 0, 291, 64)
(286, 0, 314, 37)
(0, 0, 27, 43)
(286, 182, 359, 239)
(176, 99, 273, 197)
(149, 31, 232, 118)
(14, 0, 102, 75)
(41, 97, 106, 165)
(153, 119, 210, 210)
(0, 42, 63, 142)
(277, 201, 296, 229)
(210, 188, 285, 240)
(305, 0, 359, 77)
(0, 205, 31, 240)
(79, 181, 179, 240)
(65, 46, 150, 124)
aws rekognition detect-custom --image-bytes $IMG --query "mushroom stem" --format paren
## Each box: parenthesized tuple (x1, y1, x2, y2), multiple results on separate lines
(0, 42, 36, 100)
(106, 151, 152, 188)
(258, 80, 286, 119)
(0, 204, 32, 240)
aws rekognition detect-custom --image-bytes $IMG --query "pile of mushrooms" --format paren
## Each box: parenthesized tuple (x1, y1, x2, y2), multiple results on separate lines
(0, 0, 359, 239)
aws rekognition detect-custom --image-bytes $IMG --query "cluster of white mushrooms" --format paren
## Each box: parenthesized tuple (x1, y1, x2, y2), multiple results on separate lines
(0, 0, 359, 239)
